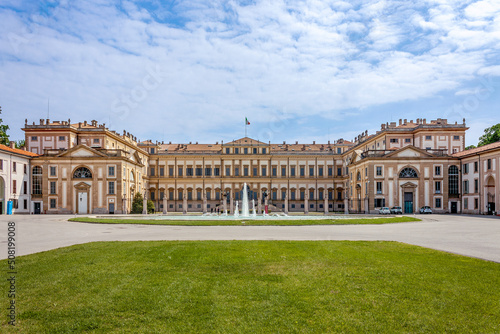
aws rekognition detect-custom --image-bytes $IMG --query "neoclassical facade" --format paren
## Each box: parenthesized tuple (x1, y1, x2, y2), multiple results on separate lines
(3, 117, 497, 215)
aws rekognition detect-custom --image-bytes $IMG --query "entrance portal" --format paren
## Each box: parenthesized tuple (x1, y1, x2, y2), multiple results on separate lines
(451, 201, 458, 213)
(404, 192, 413, 214)
(78, 192, 88, 214)
(34, 202, 41, 214)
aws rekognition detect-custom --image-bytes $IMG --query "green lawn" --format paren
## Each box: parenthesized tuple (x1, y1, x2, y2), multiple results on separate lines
(2, 241, 499, 333)
(68, 216, 420, 226)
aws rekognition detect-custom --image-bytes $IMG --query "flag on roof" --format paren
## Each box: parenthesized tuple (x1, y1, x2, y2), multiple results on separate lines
(245, 117, 250, 125)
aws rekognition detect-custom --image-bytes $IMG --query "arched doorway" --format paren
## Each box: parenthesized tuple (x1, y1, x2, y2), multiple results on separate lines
(486, 176, 496, 215)
(399, 167, 419, 214)
(0, 176, 5, 214)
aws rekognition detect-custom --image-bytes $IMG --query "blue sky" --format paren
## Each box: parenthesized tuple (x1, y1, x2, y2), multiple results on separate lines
(1, 0, 499, 146)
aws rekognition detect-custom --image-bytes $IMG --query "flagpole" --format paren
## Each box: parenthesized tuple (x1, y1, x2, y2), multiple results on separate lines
(245, 122, 247, 137)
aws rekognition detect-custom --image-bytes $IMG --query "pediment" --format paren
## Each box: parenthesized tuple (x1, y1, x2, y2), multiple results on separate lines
(400, 181, 418, 188)
(57, 145, 107, 158)
(386, 146, 434, 158)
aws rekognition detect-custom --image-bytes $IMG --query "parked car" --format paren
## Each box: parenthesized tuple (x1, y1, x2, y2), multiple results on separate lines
(420, 206, 433, 214)
(379, 207, 391, 214)
(390, 206, 403, 214)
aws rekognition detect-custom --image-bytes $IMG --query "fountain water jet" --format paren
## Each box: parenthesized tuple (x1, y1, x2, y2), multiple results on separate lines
(240, 183, 250, 217)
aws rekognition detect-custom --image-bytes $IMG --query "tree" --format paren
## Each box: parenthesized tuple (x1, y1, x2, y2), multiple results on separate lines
(131, 192, 155, 214)
(478, 123, 500, 147)
(0, 106, 10, 145)
(15, 140, 25, 149)
(465, 145, 476, 150)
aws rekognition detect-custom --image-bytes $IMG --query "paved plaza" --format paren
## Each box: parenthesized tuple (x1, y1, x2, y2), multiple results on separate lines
(1, 214, 499, 262)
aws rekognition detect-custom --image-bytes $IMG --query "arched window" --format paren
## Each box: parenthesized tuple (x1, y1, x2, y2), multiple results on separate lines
(448, 166, 459, 195)
(399, 167, 418, 178)
(73, 167, 92, 179)
(356, 172, 361, 181)
(32, 166, 43, 195)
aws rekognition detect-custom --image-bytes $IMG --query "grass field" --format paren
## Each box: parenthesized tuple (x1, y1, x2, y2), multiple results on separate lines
(68, 216, 420, 226)
(2, 241, 499, 333)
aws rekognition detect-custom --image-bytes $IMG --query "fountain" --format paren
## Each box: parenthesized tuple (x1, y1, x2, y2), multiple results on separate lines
(234, 201, 239, 218)
(251, 199, 257, 218)
(241, 183, 250, 217)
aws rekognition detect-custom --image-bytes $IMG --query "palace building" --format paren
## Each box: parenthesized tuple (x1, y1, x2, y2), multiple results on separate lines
(3, 117, 498, 215)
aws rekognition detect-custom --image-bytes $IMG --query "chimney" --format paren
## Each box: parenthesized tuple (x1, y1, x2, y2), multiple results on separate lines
(283, 141, 286, 144)
(404, 119, 407, 124)
(328, 140, 330, 145)
(295, 141, 298, 144)
(381, 124, 386, 130)
(423, 119, 427, 124)
(9, 141, 15, 149)
(313, 141, 316, 145)
(83, 121, 87, 126)
(40, 119, 45, 125)
(399, 119, 402, 125)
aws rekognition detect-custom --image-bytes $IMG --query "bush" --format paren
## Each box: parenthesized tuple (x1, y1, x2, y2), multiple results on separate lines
(131, 193, 154, 214)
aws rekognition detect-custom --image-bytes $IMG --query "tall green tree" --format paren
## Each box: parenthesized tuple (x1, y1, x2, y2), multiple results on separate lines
(15, 139, 26, 149)
(0, 106, 10, 145)
(478, 123, 500, 147)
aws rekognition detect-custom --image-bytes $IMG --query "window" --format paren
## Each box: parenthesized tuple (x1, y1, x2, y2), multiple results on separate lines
(244, 148, 248, 154)
(178, 190, 183, 200)
(108, 166, 115, 176)
(195, 168, 202, 176)
(151, 191, 155, 201)
(244, 167, 249, 176)
(169, 167, 174, 176)
(337, 148, 342, 154)
(356, 172, 361, 181)
(0, 160, 2, 170)
(435, 181, 441, 194)
(291, 167, 296, 177)
(226, 148, 230, 154)
(337, 191, 342, 200)
(262, 167, 267, 177)
(300, 167, 305, 177)
(109, 181, 115, 195)
(474, 179, 479, 193)
(376, 166, 382, 176)
(375, 198, 385, 208)
(282, 167, 286, 177)
(399, 167, 418, 178)
(23, 199, 27, 210)
(390, 138, 398, 143)
(23, 181, 27, 195)
(487, 159, 491, 170)
(226, 167, 231, 176)
(13, 180, 17, 194)
(262, 148, 266, 154)
(319, 191, 323, 200)
(31, 136, 38, 141)
(160, 191, 164, 200)
(435, 166, 441, 176)
(215, 191, 220, 200)
(319, 167, 323, 177)
(448, 166, 459, 196)
(93, 138, 100, 144)
(50, 181, 56, 195)
(464, 198, 468, 210)
(462, 163, 469, 174)
(272, 167, 277, 177)
(186, 168, 193, 176)
(253, 167, 257, 176)
(214, 167, 220, 176)
(474, 198, 479, 209)
(405, 138, 411, 143)
(205, 168, 211, 176)
(291, 190, 296, 200)
(13, 162, 16, 172)
(376, 182, 382, 194)
(169, 191, 174, 200)
(425, 135, 432, 140)
(309, 167, 314, 176)
(197, 191, 201, 200)
(160, 167, 164, 176)
(463, 180, 469, 194)
(474, 161, 478, 173)
(235, 167, 239, 176)
(365, 167, 367, 177)
(282, 191, 286, 200)
(150, 148, 155, 154)
(337, 167, 341, 176)
(235, 148, 239, 154)
(59, 136, 65, 141)
(300, 191, 305, 200)
(435, 198, 441, 208)
(150, 167, 155, 176)
(32, 166, 42, 195)
(73, 167, 92, 178)
(253, 148, 257, 154)
(178, 167, 183, 177)
(453, 135, 460, 140)
(206, 191, 211, 200)
(24, 164, 26, 174)
(272, 191, 277, 200)
(188, 191, 193, 200)
(50, 166, 56, 176)
(50, 198, 56, 209)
